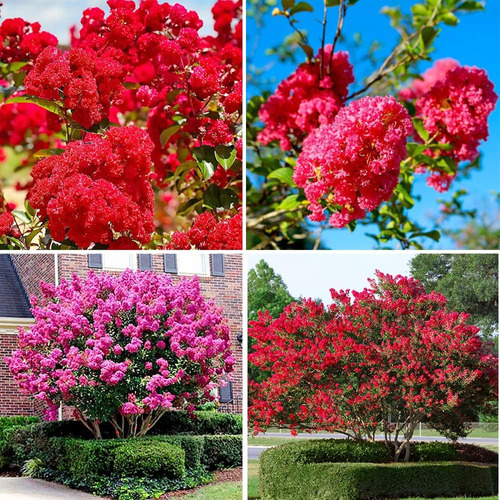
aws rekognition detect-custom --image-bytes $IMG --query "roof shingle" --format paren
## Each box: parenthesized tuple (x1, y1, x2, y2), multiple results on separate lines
(0, 255, 32, 318)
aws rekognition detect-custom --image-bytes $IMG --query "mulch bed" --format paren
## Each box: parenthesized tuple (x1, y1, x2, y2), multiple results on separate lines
(163, 468, 242, 498)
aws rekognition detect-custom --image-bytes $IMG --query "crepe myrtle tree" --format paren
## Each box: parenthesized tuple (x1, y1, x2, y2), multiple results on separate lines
(7, 270, 235, 439)
(247, 0, 497, 249)
(249, 271, 498, 461)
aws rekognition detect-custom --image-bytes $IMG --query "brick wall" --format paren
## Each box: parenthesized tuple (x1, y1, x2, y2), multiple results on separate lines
(11, 254, 56, 302)
(0, 325, 46, 417)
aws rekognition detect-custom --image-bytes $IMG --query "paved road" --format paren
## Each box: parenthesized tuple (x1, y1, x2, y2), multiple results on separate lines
(248, 433, 499, 461)
(0, 478, 103, 499)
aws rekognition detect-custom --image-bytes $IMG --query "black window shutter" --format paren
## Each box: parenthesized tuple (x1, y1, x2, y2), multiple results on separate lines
(211, 254, 225, 277)
(219, 381, 233, 404)
(138, 254, 153, 271)
(163, 254, 178, 274)
(88, 254, 103, 269)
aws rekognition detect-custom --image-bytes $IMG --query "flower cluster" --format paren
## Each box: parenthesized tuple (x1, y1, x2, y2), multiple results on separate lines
(28, 126, 155, 248)
(0, 18, 57, 64)
(167, 209, 242, 250)
(402, 59, 497, 191)
(25, 46, 125, 129)
(0, 211, 15, 236)
(249, 271, 497, 449)
(71, 0, 242, 178)
(294, 96, 413, 228)
(258, 46, 354, 150)
(0, 97, 61, 148)
(7, 270, 234, 435)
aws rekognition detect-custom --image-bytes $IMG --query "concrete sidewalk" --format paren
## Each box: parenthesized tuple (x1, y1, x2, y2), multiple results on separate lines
(0, 477, 104, 499)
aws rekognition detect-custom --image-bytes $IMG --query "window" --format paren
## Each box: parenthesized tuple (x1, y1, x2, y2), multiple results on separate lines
(177, 254, 209, 276)
(102, 252, 137, 271)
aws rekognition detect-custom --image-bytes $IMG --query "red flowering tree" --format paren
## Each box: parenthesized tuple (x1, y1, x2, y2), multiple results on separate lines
(7, 270, 235, 438)
(247, 0, 498, 249)
(0, 0, 242, 250)
(249, 271, 498, 461)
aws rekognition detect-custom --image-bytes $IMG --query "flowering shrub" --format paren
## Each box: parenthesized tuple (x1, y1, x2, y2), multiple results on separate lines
(0, 0, 242, 250)
(249, 271, 498, 461)
(7, 270, 235, 438)
(247, 0, 497, 249)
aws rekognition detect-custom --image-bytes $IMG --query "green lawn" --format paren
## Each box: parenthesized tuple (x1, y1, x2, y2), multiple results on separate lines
(181, 481, 242, 499)
(249, 436, 310, 447)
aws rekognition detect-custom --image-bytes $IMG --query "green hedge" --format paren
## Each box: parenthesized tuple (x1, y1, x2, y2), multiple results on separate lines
(201, 435, 242, 470)
(113, 441, 185, 479)
(153, 411, 242, 436)
(260, 461, 499, 500)
(262, 439, 390, 467)
(0, 416, 39, 440)
(142, 435, 205, 469)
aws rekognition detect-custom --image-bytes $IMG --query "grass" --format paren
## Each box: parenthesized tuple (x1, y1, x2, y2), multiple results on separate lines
(181, 481, 242, 499)
(248, 436, 310, 447)
(248, 460, 260, 500)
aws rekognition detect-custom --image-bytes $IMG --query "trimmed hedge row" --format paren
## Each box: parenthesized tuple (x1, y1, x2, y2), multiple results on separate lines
(260, 461, 498, 500)
(260, 439, 499, 499)
(3, 422, 242, 476)
(0, 416, 40, 440)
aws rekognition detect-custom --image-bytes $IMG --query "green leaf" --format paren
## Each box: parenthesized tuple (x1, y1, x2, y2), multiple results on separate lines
(177, 198, 203, 217)
(33, 148, 65, 158)
(290, 2, 313, 15)
(410, 230, 441, 242)
(159, 125, 181, 148)
(420, 26, 437, 49)
(193, 146, 217, 180)
(282, 0, 295, 10)
(6, 95, 64, 117)
(412, 118, 429, 142)
(12, 210, 31, 224)
(268, 167, 296, 187)
(441, 12, 459, 25)
(25, 227, 43, 247)
(214, 145, 237, 170)
(203, 184, 238, 209)
(299, 43, 314, 60)
(456, 1, 485, 11)
(278, 194, 301, 211)
(123, 82, 141, 90)
(326, 0, 340, 6)
(436, 157, 457, 174)
(395, 184, 415, 209)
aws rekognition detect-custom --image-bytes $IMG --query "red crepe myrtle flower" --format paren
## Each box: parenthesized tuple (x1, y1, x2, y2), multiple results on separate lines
(258, 45, 354, 150)
(167, 210, 242, 250)
(25, 46, 125, 129)
(294, 95, 413, 228)
(28, 126, 155, 248)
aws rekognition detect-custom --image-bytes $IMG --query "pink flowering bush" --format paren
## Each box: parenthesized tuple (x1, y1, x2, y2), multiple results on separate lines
(247, 1, 498, 249)
(6, 270, 235, 438)
(294, 96, 413, 228)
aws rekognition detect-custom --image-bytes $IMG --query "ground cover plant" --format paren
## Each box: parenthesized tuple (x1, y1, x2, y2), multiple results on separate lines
(247, 0, 498, 249)
(0, 0, 242, 250)
(6, 270, 236, 438)
(249, 271, 498, 462)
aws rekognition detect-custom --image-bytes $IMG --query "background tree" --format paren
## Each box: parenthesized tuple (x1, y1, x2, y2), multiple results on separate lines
(248, 259, 295, 382)
(410, 253, 498, 346)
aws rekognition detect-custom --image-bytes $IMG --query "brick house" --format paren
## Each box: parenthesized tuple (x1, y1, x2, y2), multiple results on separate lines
(0, 252, 242, 418)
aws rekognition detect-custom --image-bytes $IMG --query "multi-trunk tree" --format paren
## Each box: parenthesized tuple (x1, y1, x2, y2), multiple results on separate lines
(249, 271, 498, 461)
(7, 270, 235, 438)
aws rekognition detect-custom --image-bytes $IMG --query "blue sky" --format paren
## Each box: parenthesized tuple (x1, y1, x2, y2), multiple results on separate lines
(1, 0, 215, 44)
(248, 252, 415, 304)
(247, 0, 500, 249)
